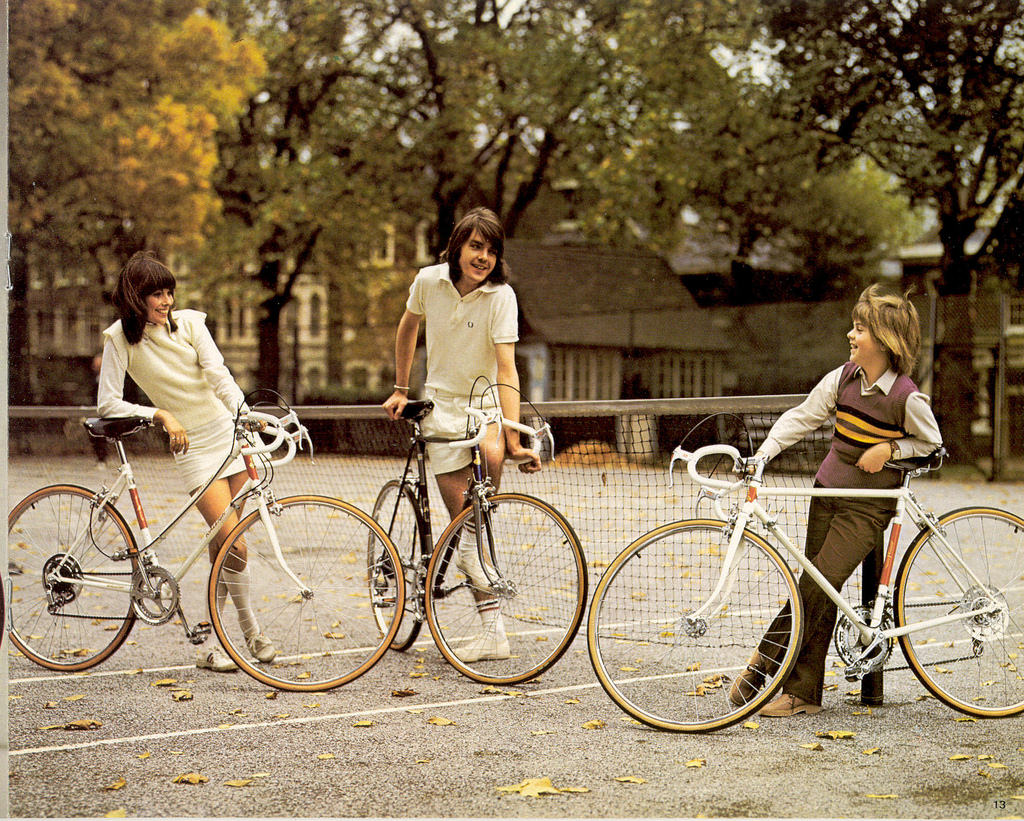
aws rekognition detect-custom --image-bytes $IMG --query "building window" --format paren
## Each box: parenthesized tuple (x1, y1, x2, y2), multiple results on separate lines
(309, 293, 322, 337)
(638, 352, 721, 398)
(548, 348, 621, 400)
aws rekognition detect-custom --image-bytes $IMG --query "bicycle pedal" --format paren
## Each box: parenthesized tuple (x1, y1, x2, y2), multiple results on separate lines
(189, 621, 213, 645)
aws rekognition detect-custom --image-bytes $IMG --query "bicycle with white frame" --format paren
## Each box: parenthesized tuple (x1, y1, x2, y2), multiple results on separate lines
(587, 442, 1024, 732)
(7, 399, 403, 691)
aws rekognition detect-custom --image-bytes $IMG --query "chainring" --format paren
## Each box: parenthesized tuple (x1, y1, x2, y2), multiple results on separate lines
(131, 565, 180, 625)
(833, 604, 894, 672)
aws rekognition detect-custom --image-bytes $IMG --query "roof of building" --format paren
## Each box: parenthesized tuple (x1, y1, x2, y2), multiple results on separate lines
(504, 240, 731, 351)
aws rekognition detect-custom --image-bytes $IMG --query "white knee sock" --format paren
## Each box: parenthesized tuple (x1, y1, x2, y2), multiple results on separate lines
(457, 521, 490, 587)
(222, 566, 259, 639)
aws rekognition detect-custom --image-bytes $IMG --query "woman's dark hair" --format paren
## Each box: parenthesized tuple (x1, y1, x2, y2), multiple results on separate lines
(440, 206, 510, 285)
(112, 251, 178, 344)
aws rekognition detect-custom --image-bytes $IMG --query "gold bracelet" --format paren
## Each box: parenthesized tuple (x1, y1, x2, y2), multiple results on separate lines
(393, 384, 410, 392)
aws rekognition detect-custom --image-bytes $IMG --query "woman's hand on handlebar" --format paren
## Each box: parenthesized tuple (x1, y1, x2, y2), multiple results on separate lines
(155, 409, 189, 454)
(382, 390, 409, 421)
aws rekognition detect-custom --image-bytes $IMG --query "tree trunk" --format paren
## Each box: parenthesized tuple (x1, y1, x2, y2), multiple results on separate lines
(256, 258, 285, 394)
(8, 247, 32, 403)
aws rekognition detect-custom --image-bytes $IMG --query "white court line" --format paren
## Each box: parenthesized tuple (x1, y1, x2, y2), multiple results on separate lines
(9, 679, 603, 757)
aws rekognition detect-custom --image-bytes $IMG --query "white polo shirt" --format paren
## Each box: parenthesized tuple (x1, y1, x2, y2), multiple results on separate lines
(407, 263, 519, 398)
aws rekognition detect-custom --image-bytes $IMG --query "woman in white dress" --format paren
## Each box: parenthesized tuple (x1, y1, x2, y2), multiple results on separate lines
(98, 251, 276, 672)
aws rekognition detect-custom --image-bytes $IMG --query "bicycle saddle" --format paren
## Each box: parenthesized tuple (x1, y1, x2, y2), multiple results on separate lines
(83, 417, 152, 439)
(400, 400, 434, 422)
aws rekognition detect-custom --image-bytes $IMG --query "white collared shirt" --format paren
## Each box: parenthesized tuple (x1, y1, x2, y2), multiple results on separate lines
(406, 263, 519, 398)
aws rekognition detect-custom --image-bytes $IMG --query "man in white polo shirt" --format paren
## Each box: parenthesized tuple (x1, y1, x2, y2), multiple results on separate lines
(383, 207, 540, 661)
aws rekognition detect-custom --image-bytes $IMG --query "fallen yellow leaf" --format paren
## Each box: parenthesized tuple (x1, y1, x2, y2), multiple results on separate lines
(427, 716, 455, 726)
(582, 719, 606, 730)
(172, 772, 209, 785)
(497, 777, 561, 798)
(392, 689, 417, 698)
(352, 720, 373, 727)
(865, 794, 897, 799)
(137, 752, 151, 760)
(685, 758, 706, 768)
(862, 748, 880, 755)
(265, 692, 279, 700)
(615, 776, 647, 784)
(65, 719, 102, 730)
(171, 690, 193, 702)
(743, 721, 759, 730)
(224, 779, 254, 788)
(815, 730, 855, 739)
(949, 754, 974, 761)
(800, 743, 823, 751)
(104, 809, 127, 818)
(151, 679, 178, 687)
(103, 777, 127, 791)
(317, 753, 336, 760)
(64, 694, 86, 702)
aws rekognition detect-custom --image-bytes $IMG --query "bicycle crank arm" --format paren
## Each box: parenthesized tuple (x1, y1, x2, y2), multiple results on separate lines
(180, 610, 213, 645)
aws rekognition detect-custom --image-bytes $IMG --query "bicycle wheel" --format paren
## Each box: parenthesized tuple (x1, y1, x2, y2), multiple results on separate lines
(369, 480, 423, 651)
(7, 485, 138, 671)
(425, 492, 587, 685)
(588, 519, 803, 732)
(894, 506, 1024, 718)
(209, 495, 404, 691)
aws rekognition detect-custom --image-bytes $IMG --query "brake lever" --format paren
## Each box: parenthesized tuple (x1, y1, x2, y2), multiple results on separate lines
(668, 446, 692, 488)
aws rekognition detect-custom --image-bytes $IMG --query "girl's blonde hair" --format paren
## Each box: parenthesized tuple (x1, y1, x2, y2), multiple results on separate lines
(852, 283, 920, 376)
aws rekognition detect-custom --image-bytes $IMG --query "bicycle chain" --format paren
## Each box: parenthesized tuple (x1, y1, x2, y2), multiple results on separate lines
(880, 600, 986, 672)
(45, 570, 134, 621)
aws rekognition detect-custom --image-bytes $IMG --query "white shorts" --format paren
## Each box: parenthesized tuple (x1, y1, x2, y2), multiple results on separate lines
(420, 390, 499, 476)
(173, 415, 247, 494)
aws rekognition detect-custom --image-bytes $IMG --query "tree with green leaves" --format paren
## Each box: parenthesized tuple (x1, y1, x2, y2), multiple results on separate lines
(203, 0, 740, 392)
(761, 0, 1024, 460)
(761, 0, 1024, 295)
(9, 0, 263, 401)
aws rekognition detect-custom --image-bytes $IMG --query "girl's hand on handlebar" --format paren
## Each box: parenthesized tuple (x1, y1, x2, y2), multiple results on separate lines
(155, 409, 189, 454)
(241, 416, 267, 433)
(382, 391, 408, 421)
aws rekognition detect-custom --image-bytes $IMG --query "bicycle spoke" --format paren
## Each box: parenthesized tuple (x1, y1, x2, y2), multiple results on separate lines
(211, 496, 402, 691)
(588, 520, 802, 733)
(7, 486, 136, 670)
(425, 493, 586, 685)
(896, 507, 1024, 717)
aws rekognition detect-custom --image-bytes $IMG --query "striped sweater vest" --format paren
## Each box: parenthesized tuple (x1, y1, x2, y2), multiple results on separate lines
(815, 361, 918, 490)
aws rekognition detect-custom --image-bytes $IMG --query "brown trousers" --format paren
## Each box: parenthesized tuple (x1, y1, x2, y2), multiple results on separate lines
(758, 487, 896, 705)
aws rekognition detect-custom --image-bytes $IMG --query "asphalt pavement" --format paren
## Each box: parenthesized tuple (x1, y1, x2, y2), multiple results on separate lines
(5, 456, 1024, 819)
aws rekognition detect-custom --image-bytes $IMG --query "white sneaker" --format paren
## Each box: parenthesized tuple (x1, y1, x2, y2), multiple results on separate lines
(246, 632, 277, 663)
(457, 616, 510, 662)
(196, 647, 238, 672)
(458, 631, 511, 662)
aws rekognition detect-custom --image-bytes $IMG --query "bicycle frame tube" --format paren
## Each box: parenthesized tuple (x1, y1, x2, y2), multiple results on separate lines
(739, 488, 1003, 646)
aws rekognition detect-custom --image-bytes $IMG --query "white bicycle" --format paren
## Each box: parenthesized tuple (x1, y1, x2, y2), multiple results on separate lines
(588, 443, 1024, 731)
(7, 399, 403, 691)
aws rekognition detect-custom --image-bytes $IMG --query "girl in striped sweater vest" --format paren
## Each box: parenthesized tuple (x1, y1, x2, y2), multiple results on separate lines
(729, 284, 942, 717)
